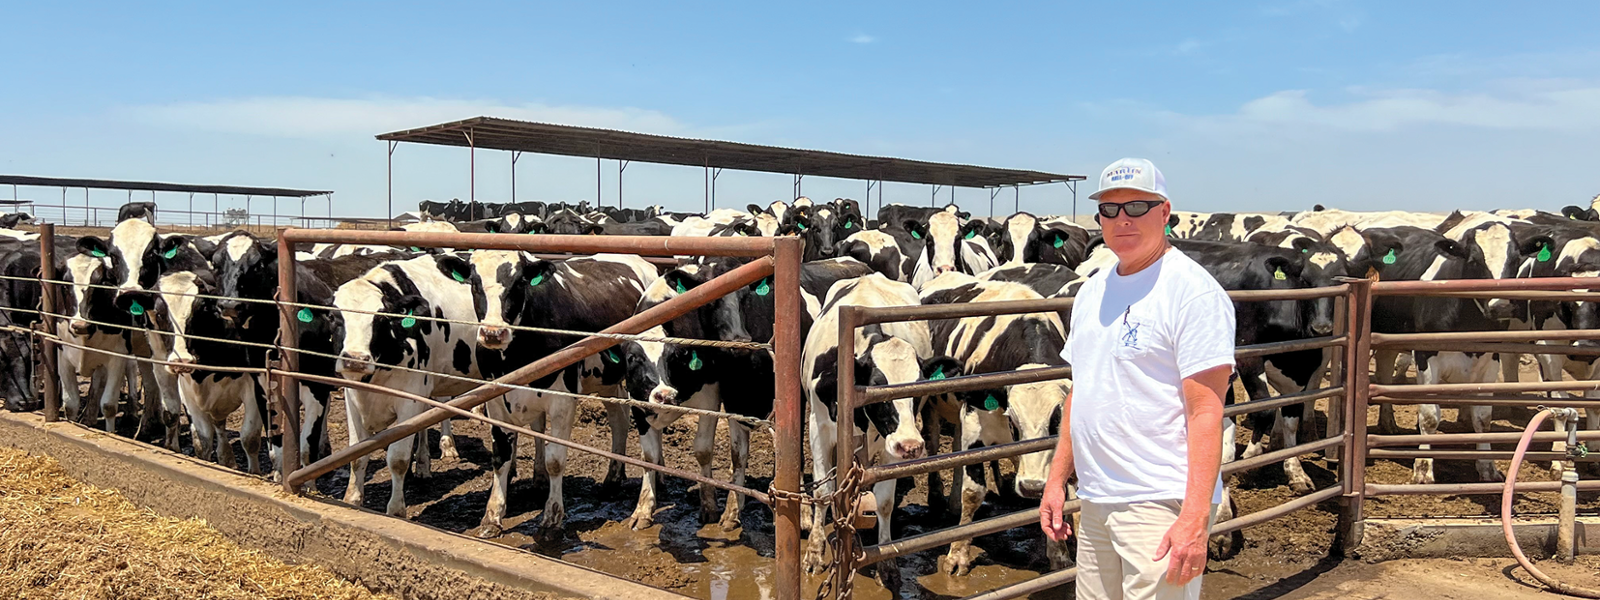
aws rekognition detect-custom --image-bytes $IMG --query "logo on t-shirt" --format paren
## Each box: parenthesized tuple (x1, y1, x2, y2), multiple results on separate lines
(1119, 306, 1142, 351)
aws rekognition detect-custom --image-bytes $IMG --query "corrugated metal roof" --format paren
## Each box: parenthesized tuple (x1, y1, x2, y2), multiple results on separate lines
(0, 175, 333, 198)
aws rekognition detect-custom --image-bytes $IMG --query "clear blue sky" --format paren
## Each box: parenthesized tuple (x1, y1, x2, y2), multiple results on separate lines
(3, 1, 1597, 219)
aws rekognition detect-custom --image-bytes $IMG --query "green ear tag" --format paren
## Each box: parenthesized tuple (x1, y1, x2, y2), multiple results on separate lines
(128, 300, 145, 316)
(688, 351, 703, 371)
(1274, 268, 1286, 281)
(983, 395, 1000, 411)
(409, 246, 421, 252)
(1382, 249, 1397, 265)
(755, 278, 771, 296)
(911, 230, 923, 239)
(1302, 248, 1310, 253)
(400, 310, 417, 329)
(844, 221, 854, 230)
(964, 230, 976, 240)
(90, 248, 107, 258)
(297, 307, 313, 323)
(1165, 225, 1174, 236)
(1538, 244, 1553, 263)
(162, 246, 178, 260)
(796, 222, 808, 231)
(603, 349, 620, 363)
(929, 366, 946, 381)
(1053, 235, 1066, 249)
(529, 273, 545, 287)
(451, 271, 466, 283)
(673, 279, 688, 294)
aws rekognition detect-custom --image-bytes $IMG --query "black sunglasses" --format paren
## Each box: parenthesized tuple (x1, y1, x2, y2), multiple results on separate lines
(1096, 200, 1165, 219)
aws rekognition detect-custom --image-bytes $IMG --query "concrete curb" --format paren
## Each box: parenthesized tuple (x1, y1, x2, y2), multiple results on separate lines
(0, 411, 692, 600)
(1357, 516, 1600, 562)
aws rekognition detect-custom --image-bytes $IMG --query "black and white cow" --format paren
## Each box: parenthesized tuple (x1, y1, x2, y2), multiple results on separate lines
(908, 211, 1000, 289)
(117, 201, 157, 224)
(1363, 226, 1504, 484)
(56, 253, 137, 433)
(436, 250, 656, 535)
(802, 273, 940, 584)
(455, 212, 545, 235)
(919, 280, 1074, 575)
(332, 255, 483, 517)
(992, 212, 1090, 269)
(782, 203, 865, 262)
(835, 230, 911, 282)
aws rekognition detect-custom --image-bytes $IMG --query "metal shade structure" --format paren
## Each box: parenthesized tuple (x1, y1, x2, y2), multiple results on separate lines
(0, 175, 332, 198)
(378, 116, 1081, 189)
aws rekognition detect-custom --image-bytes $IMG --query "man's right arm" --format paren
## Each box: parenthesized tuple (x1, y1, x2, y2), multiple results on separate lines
(1040, 388, 1074, 541)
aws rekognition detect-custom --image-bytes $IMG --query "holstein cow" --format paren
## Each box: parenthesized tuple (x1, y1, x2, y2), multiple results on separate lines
(992, 212, 1090, 269)
(333, 255, 483, 517)
(1364, 226, 1504, 484)
(908, 211, 999, 289)
(835, 230, 911, 282)
(437, 251, 656, 535)
(56, 253, 136, 433)
(919, 280, 1074, 575)
(802, 274, 941, 587)
(617, 264, 758, 531)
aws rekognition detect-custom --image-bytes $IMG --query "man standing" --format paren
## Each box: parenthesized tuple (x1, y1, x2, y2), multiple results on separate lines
(1039, 158, 1235, 600)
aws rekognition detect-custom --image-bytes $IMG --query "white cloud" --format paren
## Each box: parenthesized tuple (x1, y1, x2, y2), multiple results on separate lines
(850, 33, 876, 44)
(1174, 39, 1205, 55)
(120, 96, 692, 140)
(1178, 83, 1600, 134)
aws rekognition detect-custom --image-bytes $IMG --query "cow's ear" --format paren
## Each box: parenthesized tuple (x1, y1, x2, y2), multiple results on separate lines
(662, 268, 697, 295)
(903, 220, 927, 240)
(582, 223, 605, 236)
(922, 356, 964, 382)
(394, 294, 429, 329)
(484, 220, 501, 234)
(1435, 239, 1470, 260)
(527, 221, 548, 235)
(78, 236, 110, 259)
(1562, 206, 1588, 220)
(435, 254, 472, 284)
(1264, 256, 1295, 281)
(157, 235, 186, 260)
(1313, 204, 1326, 212)
(1520, 235, 1556, 262)
(959, 220, 985, 241)
(522, 259, 556, 287)
(747, 204, 765, 217)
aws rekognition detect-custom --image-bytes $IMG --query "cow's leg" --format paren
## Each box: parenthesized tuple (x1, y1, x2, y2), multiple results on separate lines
(410, 431, 431, 479)
(921, 400, 946, 517)
(941, 408, 985, 576)
(1538, 350, 1574, 471)
(57, 348, 83, 422)
(342, 391, 370, 508)
(240, 381, 265, 475)
(384, 410, 420, 518)
(438, 417, 459, 460)
(603, 402, 630, 490)
(694, 414, 720, 524)
(1279, 402, 1313, 494)
(540, 396, 575, 531)
(1471, 355, 1505, 482)
(1412, 354, 1441, 485)
(133, 359, 158, 440)
(83, 368, 106, 426)
(1374, 348, 1401, 434)
(719, 421, 750, 531)
(1238, 359, 1274, 461)
(871, 476, 902, 591)
(625, 424, 664, 531)
(480, 425, 517, 537)
(152, 364, 183, 452)
(529, 410, 548, 478)
(299, 384, 327, 467)
(804, 409, 836, 574)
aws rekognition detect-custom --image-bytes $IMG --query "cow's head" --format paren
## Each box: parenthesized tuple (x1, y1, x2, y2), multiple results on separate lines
(98, 218, 195, 302)
(916, 211, 980, 276)
(1465, 223, 1519, 319)
(621, 333, 724, 410)
(332, 277, 431, 378)
(995, 213, 1038, 266)
(434, 250, 543, 351)
(64, 253, 115, 337)
(636, 264, 752, 346)
(951, 361, 1070, 498)
(139, 271, 216, 375)
(814, 333, 934, 461)
(211, 233, 278, 330)
(781, 205, 843, 261)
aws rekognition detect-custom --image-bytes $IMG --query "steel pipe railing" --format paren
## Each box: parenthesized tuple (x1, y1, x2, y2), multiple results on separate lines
(1222, 437, 1343, 478)
(1368, 430, 1600, 448)
(1234, 335, 1347, 359)
(1371, 380, 1600, 396)
(1223, 386, 1344, 419)
(860, 366, 1072, 405)
(1372, 329, 1600, 345)
(1367, 480, 1600, 496)
(864, 437, 1058, 486)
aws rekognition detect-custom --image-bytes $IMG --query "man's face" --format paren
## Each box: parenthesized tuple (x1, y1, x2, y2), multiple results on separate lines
(1096, 188, 1170, 258)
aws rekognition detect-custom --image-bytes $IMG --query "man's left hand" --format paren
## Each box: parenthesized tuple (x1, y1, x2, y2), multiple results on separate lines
(1154, 512, 1208, 585)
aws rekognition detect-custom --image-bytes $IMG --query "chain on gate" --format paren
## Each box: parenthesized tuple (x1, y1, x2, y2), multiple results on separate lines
(766, 462, 868, 600)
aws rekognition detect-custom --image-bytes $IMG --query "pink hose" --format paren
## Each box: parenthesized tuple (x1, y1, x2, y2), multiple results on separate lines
(1502, 409, 1600, 598)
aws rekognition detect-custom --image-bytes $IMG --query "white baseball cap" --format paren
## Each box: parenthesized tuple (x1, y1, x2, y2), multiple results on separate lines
(1088, 157, 1168, 201)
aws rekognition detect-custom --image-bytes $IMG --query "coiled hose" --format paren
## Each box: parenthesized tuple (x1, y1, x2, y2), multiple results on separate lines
(1503, 408, 1600, 597)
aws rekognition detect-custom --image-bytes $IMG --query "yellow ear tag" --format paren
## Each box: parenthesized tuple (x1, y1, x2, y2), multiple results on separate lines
(1274, 268, 1286, 281)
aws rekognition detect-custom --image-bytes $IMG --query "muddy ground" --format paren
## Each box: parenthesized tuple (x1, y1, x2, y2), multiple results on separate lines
(70, 355, 1600, 599)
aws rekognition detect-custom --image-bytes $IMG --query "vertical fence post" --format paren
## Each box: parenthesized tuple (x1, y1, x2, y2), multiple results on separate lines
(772, 236, 805, 600)
(276, 228, 302, 493)
(832, 304, 862, 599)
(1324, 291, 1348, 461)
(1339, 278, 1372, 555)
(39, 223, 59, 423)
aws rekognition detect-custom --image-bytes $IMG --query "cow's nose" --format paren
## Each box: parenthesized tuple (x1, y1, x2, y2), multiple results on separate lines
(936, 265, 955, 274)
(478, 326, 510, 348)
(167, 357, 195, 375)
(1576, 339, 1600, 350)
(891, 438, 925, 460)
(1486, 299, 1518, 320)
(68, 319, 91, 336)
(650, 386, 678, 405)
(1016, 478, 1046, 499)
(1311, 320, 1334, 336)
(338, 351, 375, 375)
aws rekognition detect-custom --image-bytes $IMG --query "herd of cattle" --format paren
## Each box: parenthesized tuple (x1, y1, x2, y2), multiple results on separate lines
(4, 193, 1600, 579)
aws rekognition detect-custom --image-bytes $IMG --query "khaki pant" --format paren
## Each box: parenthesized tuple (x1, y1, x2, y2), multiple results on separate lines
(1076, 499, 1217, 600)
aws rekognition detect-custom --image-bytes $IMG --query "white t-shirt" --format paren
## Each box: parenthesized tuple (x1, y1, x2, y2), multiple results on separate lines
(1062, 248, 1235, 504)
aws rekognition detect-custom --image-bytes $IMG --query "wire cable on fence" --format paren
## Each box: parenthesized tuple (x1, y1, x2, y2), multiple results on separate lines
(6, 273, 771, 351)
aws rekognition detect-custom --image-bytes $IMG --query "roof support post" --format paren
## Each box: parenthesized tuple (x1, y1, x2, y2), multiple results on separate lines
(511, 150, 522, 203)
(712, 167, 722, 210)
(465, 128, 476, 220)
(1015, 185, 1021, 214)
(596, 156, 601, 208)
(990, 187, 1001, 217)
(793, 173, 803, 200)
(387, 140, 398, 228)
(1068, 180, 1078, 224)
(618, 160, 630, 208)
